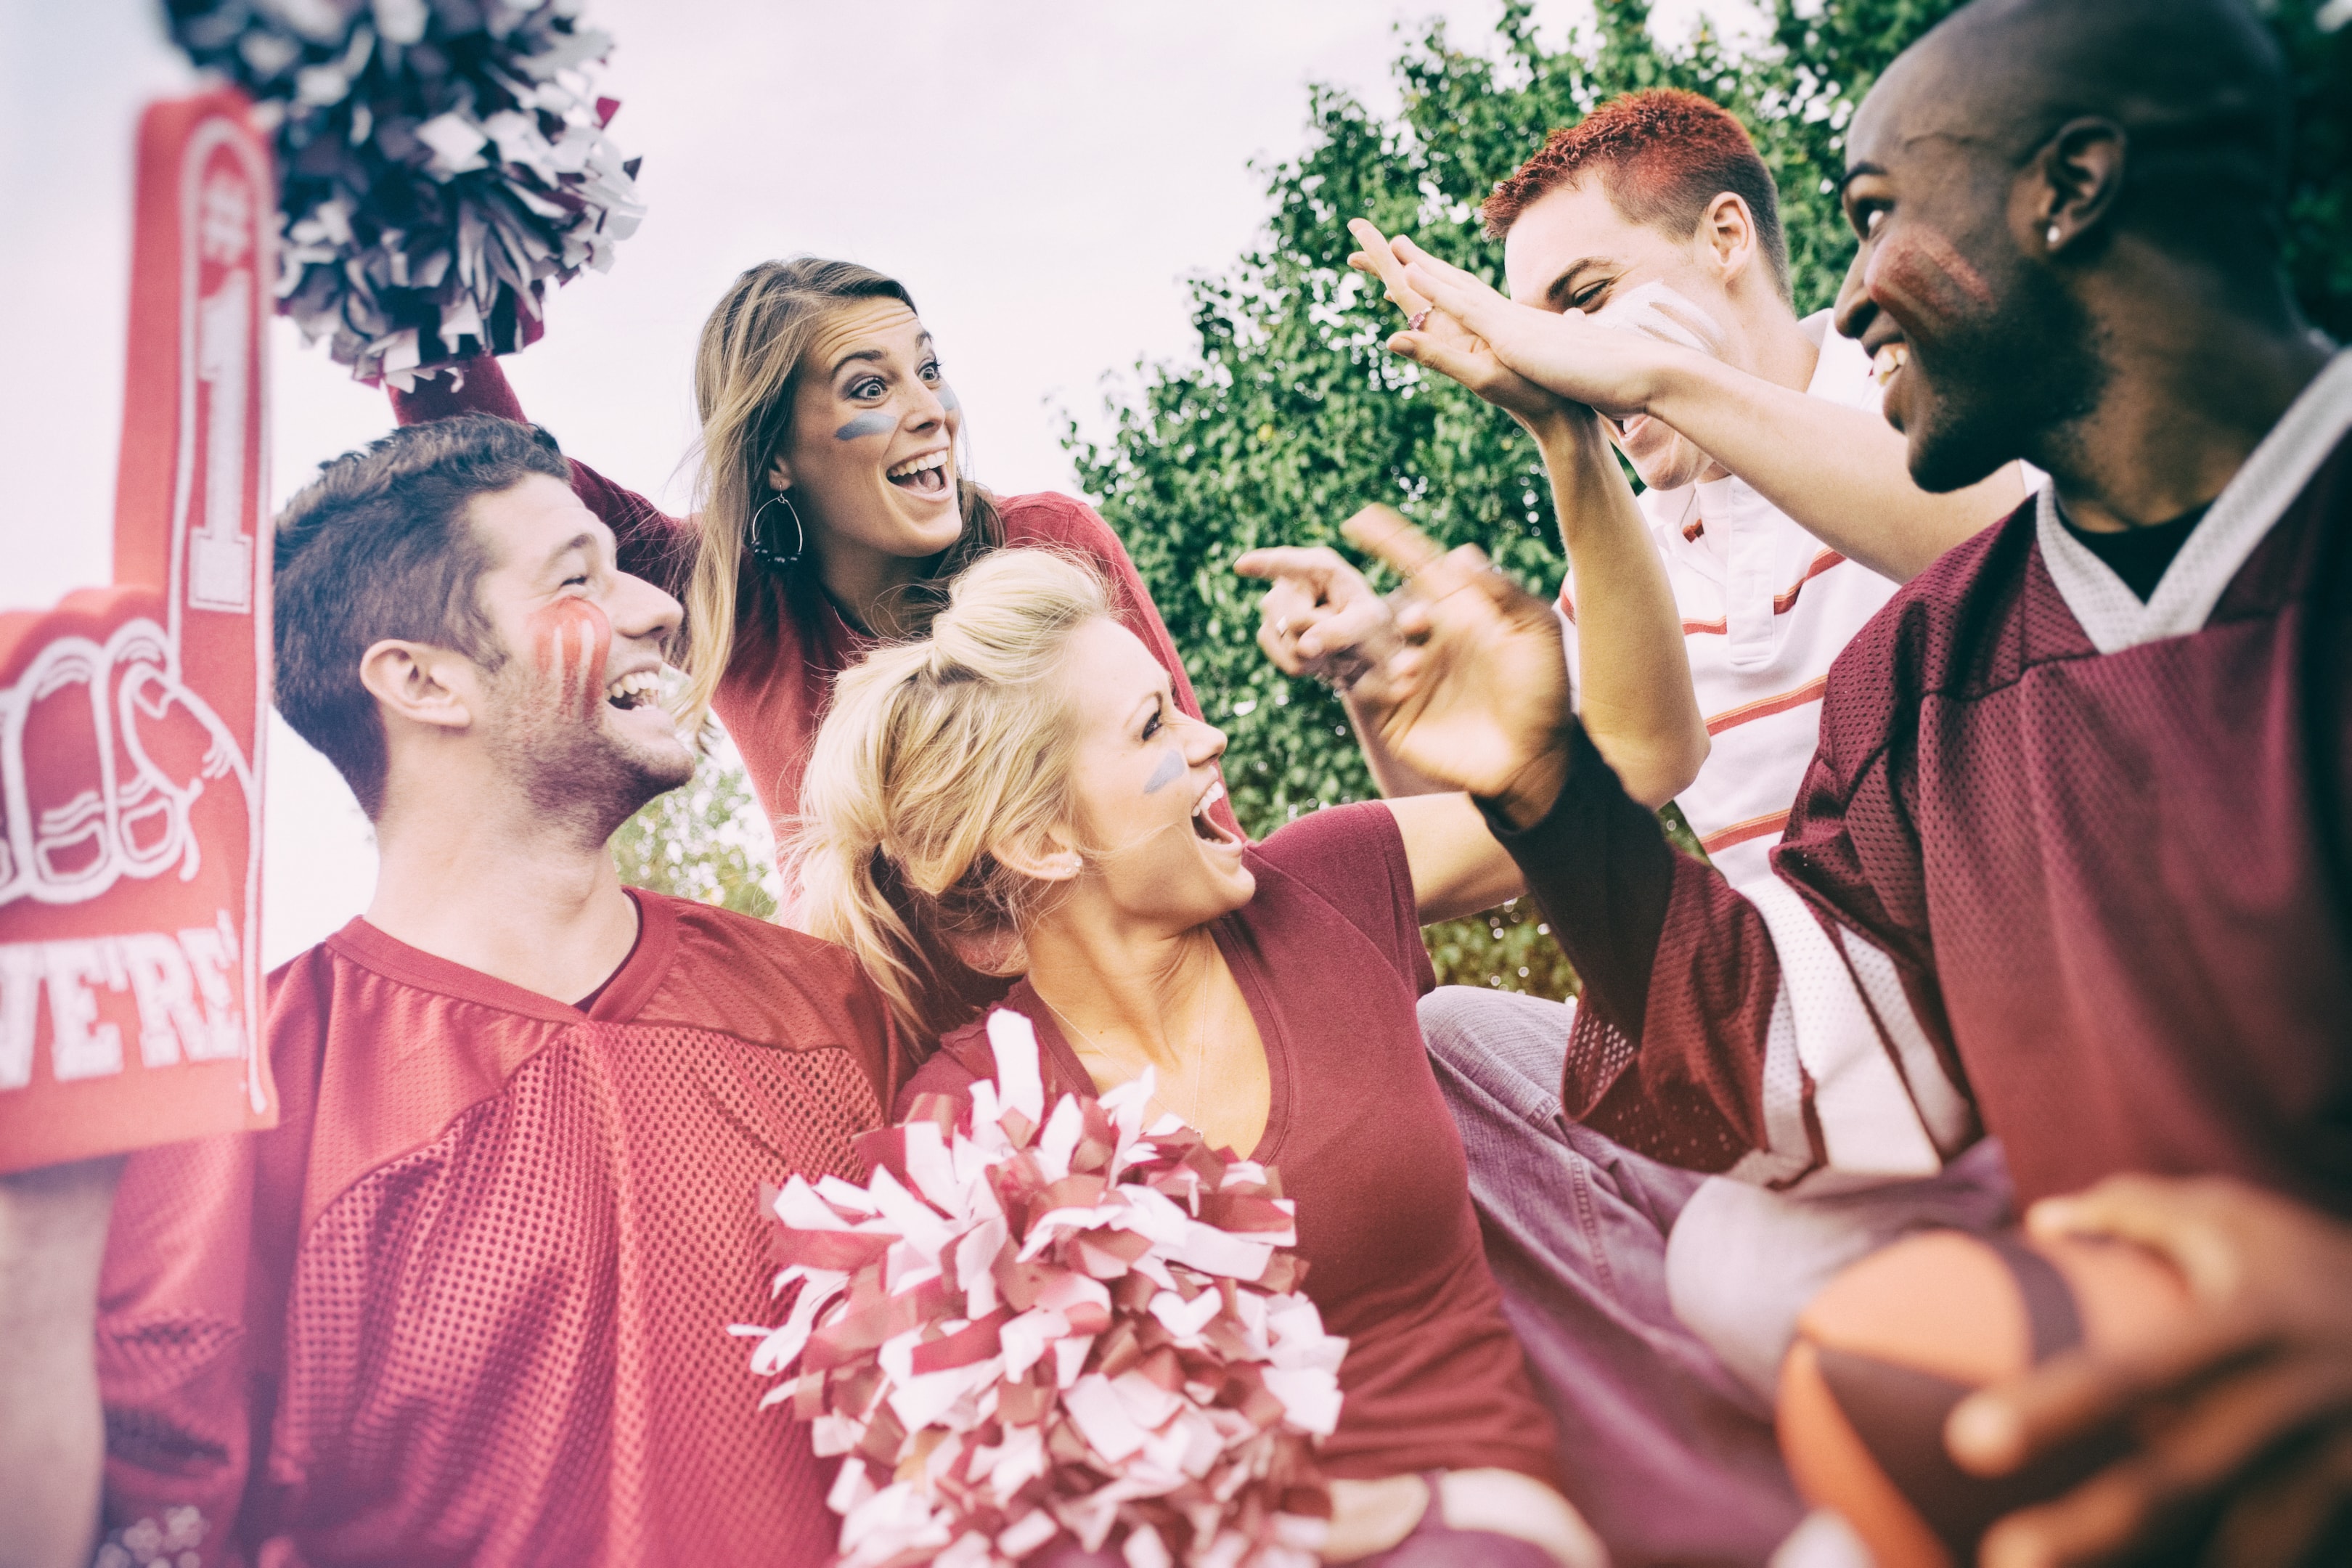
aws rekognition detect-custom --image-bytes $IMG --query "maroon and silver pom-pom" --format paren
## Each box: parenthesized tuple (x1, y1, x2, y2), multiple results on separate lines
(168, 0, 645, 385)
(736, 1010, 1344, 1567)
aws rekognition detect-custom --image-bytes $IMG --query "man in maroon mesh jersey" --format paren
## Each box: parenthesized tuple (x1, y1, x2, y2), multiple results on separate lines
(1355, 0, 2352, 1561)
(90, 415, 905, 1567)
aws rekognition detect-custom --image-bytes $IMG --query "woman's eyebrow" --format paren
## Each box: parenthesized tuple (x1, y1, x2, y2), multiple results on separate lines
(830, 347, 888, 375)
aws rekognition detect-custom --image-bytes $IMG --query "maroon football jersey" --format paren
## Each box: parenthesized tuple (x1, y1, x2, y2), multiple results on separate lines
(1504, 354, 2352, 1210)
(96, 891, 906, 1566)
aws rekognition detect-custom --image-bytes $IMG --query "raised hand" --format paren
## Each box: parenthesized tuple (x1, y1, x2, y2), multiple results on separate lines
(1387, 235, 1707, 421)
(1346, 220, 1566, 428)
(1948, 1175, 2352, 1567)
(1336, 505, 1575, 825)
(1231, 544, 1401, 691)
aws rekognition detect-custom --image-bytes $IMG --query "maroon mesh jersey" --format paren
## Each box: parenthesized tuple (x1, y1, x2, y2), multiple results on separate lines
(1498, 355, 2352, 1211)
(95, 891, 909, 1567)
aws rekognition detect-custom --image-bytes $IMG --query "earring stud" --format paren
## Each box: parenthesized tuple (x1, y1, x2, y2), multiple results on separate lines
(2046, 224, 2063, 248)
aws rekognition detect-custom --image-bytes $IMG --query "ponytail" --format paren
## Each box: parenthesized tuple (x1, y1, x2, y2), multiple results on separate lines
(788, 549, 1109, 1040)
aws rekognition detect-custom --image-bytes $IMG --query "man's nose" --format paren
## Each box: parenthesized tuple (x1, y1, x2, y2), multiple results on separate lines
(609, 570, 684, 650)
(1832, 245, 1877, 343)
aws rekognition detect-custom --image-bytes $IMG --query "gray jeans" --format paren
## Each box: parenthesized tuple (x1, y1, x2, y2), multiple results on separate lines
(1419, 987, 1806, 1568)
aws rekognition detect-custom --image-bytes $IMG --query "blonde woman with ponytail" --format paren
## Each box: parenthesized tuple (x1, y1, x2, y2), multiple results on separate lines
(793, 549, 1603, 1568)
(390, 257, 1225, 838)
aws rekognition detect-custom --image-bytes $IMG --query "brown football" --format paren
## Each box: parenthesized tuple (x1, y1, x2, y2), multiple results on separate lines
(1778, 1228, 2193, 1567)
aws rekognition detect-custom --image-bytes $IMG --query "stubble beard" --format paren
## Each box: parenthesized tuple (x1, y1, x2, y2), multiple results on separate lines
(486, 676, 697, 849)
(1907, 261, 2110, 495)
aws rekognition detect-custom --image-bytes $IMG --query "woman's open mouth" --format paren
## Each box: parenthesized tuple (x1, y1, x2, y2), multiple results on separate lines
(1191, 777, 1240, 845)
(887, 449, 952, 497)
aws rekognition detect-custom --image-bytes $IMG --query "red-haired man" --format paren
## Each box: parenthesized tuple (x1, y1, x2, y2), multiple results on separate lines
(1251, 89, 2041, 1564)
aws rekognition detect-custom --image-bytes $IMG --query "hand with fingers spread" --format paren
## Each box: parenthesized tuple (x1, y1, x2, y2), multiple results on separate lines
(1947, 1175, 2352, 1568)
(1346, 219, 1569, 428)
(1336, 505, 1575, 825)
(1382, 232, 1712, 422)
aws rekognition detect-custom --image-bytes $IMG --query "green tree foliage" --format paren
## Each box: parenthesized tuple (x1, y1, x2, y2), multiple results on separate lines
(1067, 0, 2350, 996)
(616, 2, 2348, 1000)
(613, 730, 780, 920)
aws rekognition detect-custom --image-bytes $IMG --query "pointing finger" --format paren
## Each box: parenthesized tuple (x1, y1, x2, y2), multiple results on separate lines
(1234, 546, 1347, 587)
(1340, 504, 1446, 581)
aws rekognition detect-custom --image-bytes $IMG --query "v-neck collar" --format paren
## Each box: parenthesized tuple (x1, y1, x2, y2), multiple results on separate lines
(325, 889, 677, 1025)
(995, 912, 1294, 1165)
(2037, 347, 2352, 655)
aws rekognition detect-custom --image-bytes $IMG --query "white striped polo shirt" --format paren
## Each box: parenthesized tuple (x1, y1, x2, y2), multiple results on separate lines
(1559, 310, 1901, 892)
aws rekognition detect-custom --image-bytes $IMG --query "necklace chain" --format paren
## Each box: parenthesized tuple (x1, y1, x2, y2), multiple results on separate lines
(1040, 938, 1216, 1132)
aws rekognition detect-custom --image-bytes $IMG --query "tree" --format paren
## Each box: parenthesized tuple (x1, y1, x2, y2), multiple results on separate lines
(618, 1, 2348, 997)
(613, 728, 781, 920)
(1066, 0, 2351, 996)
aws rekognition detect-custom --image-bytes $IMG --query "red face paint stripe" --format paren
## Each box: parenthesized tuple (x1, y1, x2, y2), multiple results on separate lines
(528, 597, 613, 723)
(1865, 224, 1993, 337)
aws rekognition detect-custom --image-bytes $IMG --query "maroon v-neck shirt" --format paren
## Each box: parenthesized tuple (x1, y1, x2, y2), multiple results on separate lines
(900, 803, 1559, 1485)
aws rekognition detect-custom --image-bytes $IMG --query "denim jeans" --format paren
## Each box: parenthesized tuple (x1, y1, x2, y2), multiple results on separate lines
(1666, 1137, 2016, 1405)
(1418, 987, 1808, 1568)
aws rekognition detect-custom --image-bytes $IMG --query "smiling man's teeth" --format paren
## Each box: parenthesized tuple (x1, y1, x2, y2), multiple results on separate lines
(605, 670, 663, 709)
(1874, 343, 1910, 385)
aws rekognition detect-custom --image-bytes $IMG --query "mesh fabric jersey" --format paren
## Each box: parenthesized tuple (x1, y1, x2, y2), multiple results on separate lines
(96, 891, 906, 1567)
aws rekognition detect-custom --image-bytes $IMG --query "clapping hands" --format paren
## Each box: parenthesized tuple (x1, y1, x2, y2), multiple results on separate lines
(1346, 219, 1567, 428)
(1350, 221, 1710, 422)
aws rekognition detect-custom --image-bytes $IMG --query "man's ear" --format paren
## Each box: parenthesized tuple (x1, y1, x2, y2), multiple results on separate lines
(2032, 117, 2128, 254)
(358, 639, 478, 733)
(992, 821, 1085, 885)
(1699, 191, 1760, 284)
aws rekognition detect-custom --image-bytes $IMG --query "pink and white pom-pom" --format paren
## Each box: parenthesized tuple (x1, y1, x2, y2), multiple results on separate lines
(734, 1009, 1345, 1567)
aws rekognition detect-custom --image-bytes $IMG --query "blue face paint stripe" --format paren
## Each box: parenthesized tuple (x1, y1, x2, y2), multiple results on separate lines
(937, 384, 960, 413)
(1143, 748, 1185, 794)
(834, 412, 895, 441)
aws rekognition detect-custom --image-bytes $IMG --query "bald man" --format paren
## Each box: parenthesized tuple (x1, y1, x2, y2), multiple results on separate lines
(1355, 1, 2352, 1561)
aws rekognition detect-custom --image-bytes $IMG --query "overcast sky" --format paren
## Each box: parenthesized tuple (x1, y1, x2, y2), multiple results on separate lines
(7, 0, 1754, 965)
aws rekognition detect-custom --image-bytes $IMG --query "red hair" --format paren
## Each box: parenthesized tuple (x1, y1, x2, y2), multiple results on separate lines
(1482, 89, 1789, 298)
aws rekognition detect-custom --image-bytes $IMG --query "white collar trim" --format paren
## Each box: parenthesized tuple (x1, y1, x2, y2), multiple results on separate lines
(2038, 348, 2352, 655)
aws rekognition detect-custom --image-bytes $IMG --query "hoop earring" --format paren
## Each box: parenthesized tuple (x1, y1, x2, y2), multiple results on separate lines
(748, 490, 805, 571)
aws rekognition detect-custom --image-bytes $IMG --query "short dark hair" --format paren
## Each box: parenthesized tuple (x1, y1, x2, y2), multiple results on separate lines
(1482, 89, 1789, 301)
(273, 414, 571, 818)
